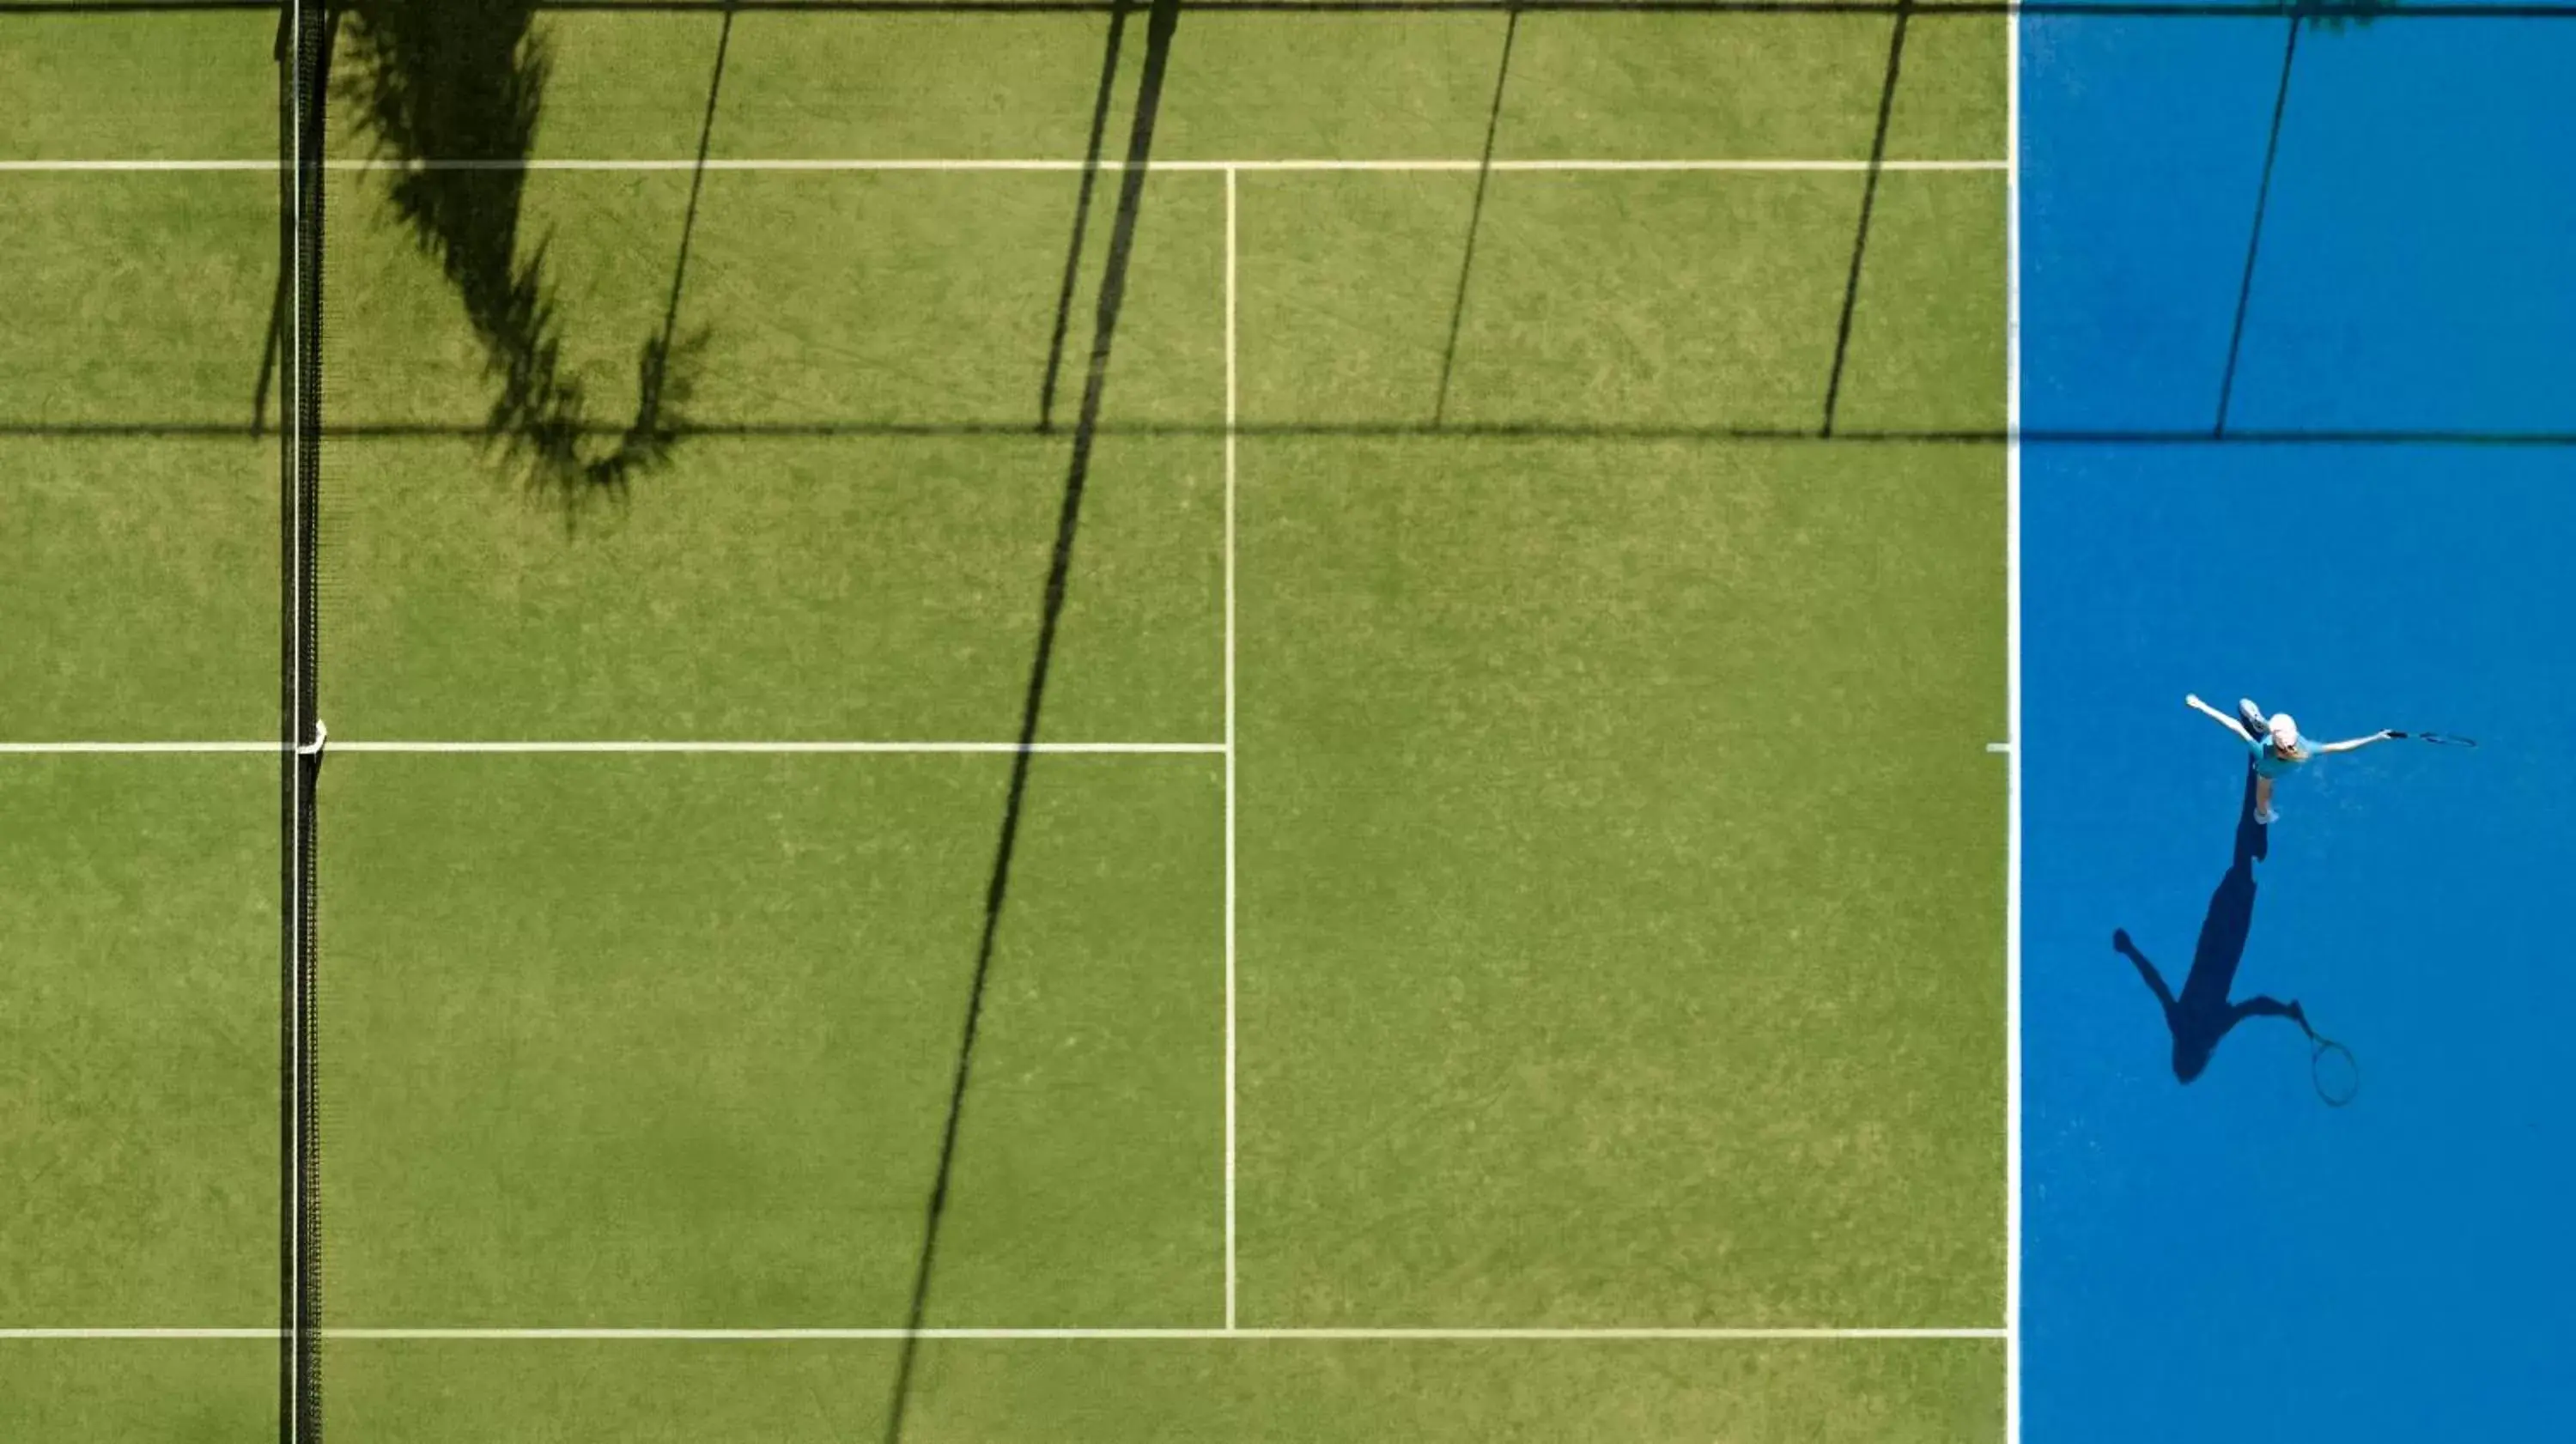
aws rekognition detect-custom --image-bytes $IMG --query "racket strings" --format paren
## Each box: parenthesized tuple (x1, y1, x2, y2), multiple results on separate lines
(2309, 1036, 2360, 1107)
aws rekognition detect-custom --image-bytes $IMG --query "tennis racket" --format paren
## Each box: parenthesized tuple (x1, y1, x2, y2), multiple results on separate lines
(2388, 730, 2478, 748)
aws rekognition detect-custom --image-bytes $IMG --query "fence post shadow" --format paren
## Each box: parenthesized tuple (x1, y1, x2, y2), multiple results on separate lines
(879, 2, 1182, 1438)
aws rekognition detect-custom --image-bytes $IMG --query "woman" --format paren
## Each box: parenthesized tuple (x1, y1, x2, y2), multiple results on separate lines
(2185, 694, 2396, 825)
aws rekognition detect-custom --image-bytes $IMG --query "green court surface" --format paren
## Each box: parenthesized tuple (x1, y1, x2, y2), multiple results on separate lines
(3, 6, 2009, 1439)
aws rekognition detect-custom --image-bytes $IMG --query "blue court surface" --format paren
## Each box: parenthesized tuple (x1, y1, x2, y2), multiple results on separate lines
(2020, 9, 2576, 1441)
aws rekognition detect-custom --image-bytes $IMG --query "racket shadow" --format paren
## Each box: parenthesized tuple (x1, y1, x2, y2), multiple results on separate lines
(2110, 762, 2313, 1086)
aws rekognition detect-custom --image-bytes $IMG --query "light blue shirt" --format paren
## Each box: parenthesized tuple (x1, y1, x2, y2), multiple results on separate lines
(2249, 733, 2313, 779)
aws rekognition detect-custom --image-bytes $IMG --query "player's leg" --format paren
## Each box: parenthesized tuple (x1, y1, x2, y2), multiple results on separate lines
(2253, 773, 2277, 826)
(2111, 929, 2178, 1012)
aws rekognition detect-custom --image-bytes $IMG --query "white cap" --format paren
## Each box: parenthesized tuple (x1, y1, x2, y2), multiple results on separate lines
(2268, 713, 2300, 749)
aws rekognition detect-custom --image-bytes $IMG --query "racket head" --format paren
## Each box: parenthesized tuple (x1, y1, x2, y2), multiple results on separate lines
(2311, 1037, 2360, 1107)
(2392, 731, 2479, 748)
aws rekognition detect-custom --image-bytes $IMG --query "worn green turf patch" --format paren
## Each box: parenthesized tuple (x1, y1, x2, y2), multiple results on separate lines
(0, 12, 275, 161)
(1235, 438, 2006, 1326)
(1236, 169, 2000, 432)
(4, 173, 274, 426)
(0, 1340, 276, 1440)
(321, 1334, 2001, 1442)
(321, 754, 1222, 1327)
(319, 433, 1218, 743)
(0, 757, 274, 1324)
(1836, 173, 2010, 434)
(0, 439, 275, 741)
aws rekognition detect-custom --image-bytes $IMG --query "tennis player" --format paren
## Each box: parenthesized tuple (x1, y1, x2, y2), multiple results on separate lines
(2185, 694, 2396, 825)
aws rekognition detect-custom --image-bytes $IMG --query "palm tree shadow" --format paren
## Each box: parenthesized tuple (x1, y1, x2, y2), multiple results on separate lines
(2111, 763, 2308, 1083)
(337, 0, 714, 519)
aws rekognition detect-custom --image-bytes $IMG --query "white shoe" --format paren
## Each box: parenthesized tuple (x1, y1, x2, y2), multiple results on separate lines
(2238, 698, 2267, 732)
(2254, 806, 2278, 826)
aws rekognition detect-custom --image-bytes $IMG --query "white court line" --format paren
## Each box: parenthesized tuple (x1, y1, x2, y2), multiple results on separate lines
(333, 741, 1222, 755)
(0, 741, 1221, 755)
(1221, 165, 1242, 1335)
(0, 157, 2007, 174)
(0, 1326, 2006, 1342)
(0, 742, 276, 754)
(13, 126, 2021, 1369)
(1, 1330, 276, 1339)
(2003, 13, 2027, 1444)
(1420, 159, 2000, 173)
(1985, 742, 2012, 754)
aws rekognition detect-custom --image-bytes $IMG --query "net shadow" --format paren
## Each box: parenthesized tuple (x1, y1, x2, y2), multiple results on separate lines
(2, 2, 2548, 18)
(16, 418, 2576, 445)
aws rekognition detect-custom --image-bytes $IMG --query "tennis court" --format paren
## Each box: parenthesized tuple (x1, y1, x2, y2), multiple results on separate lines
(2020, 10, 2576, 1442)
(7, 5, 2010, 1437)
(3, 3, 2561, 1441)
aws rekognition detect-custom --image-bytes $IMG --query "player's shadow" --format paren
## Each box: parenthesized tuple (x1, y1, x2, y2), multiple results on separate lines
(334, 0, 721, 514)
(2111, 764, 2308, 1083)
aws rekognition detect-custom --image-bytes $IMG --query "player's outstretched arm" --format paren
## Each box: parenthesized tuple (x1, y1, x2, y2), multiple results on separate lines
(2227, 994, 2306, 1034)
(2315, 730, 2399, 755)
(2185, 694, 2256, 740)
